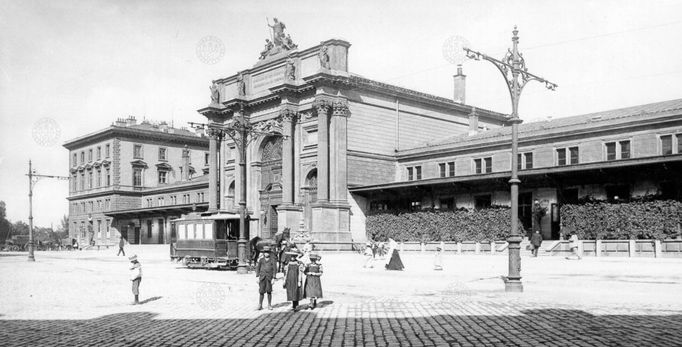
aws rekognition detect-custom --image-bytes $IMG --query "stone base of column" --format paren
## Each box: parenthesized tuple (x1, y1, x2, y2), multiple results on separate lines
(310, 203, 352, 250)
(503, 277, 524, 292)
(276, 204, 303, 232)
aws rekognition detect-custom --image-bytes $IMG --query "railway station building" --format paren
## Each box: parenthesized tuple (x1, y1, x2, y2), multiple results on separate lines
(64, 28, 682, 248)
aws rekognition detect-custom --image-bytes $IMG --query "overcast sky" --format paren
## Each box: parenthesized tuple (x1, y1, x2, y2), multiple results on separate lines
(1, 0, 682, 227)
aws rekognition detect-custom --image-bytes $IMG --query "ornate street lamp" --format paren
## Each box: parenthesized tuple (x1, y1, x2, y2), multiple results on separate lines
(464, 26, 557, 292)
(190, 114, 284, 274)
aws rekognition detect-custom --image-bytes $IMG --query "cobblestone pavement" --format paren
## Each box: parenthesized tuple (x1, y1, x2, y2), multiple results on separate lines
(1, 247, 681, 346)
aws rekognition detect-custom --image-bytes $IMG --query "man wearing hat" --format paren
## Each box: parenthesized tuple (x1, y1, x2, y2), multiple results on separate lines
(255, 246, 277, 310)
(129, 255, 142, 305)
(283, 251, 304, 311)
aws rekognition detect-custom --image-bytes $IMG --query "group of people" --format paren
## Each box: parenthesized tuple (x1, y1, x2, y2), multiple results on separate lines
(363, 238, 404, 271)
(254, 236, 323, 311)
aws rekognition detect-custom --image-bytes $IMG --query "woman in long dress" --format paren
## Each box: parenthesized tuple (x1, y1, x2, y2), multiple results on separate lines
(283, 252, 305, 310)
(385, 239, 404, 271)
(304, 254, 323, 309)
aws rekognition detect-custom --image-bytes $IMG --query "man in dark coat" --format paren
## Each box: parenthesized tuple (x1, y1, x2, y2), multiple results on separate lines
(255, 246, 277, 310)
(531, 230, 543, 257)
(117, 236, 126, 256)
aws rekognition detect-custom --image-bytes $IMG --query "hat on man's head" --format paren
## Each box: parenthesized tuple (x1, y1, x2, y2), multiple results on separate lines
(285, 251, 300, 257)
(128, 255, 138, 262)
(309, 253, 321, 260)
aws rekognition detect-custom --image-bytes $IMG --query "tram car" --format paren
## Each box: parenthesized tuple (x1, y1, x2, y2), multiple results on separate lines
(170, 212, 250, 270)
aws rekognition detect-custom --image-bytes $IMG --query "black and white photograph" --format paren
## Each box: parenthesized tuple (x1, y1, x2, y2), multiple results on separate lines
(1, 1, 681, 346)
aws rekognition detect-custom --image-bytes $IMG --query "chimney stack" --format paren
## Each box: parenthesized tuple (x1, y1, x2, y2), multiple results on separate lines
(468, 107, 478, 136)
(182, 145, 190, 181)
(453, 64, 466, 104)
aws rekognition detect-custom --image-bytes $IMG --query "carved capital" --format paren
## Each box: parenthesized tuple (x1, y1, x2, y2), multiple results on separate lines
(280, 108, 298, 123)
(206, 127, 224, 140)
(332, 100, 349, 117)
(313, 99, 332, 116)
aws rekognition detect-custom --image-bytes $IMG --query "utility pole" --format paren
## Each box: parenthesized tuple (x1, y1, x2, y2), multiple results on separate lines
(27, 160, 69, 261)
(464, 26, 557, 292)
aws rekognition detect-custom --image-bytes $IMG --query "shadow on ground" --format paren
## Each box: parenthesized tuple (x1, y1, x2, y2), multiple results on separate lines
(0, 308, 679, 346)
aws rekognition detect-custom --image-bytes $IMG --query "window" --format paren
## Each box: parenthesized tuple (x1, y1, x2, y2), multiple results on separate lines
(569, 147, 579, 164)
(133, 168, 143, 187)
(407, 167, 413, 181)
(88, 149, 93, 162)
(204, 152, 210, 166)
(415, 166, 422, 180)
(73, 153, 77, 166)
(484, 157, 492, 173)
(158, 197, 165, 206)
(105, 144, 110, 158)
(159, 147, 167, 161)
(474, 159, 482, 174)
(370, 201, 389, 211)
(158, 170, 168, 184)
(147, 220, 152, 238)
(106, 220, 110, 238)
(105, 168, 111, 186)
(518, 153, 533, 170)
(80, 173, 85, 190)
(80, 151, 85, 164)
(677, 134, 682, 154)
(96, 169, 101, 187)
(557, 148, 566, 166)
(96, 147, 101, 160)
(439, 197, 454, 210)
(439, 162, 455, 177)
(134, 144, 143, 159)
(474, 194, 492, 210)
(605, 142, 616, 161)
(410, 200, 421, 211)
(606, 185, 630, 203)
(620, 140, 630, 159)
(97, 220, 102, 238)
(661, 135, 673, 155)
(72, 174, 77, 191)
(88, 171, 93, 189)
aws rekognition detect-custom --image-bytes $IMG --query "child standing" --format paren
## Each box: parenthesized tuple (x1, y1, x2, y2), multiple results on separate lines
(283, 252, 304, 311)
(129, 255, 142, 305)
(304, 254, 323, 309)
(255, 246, 277, 310)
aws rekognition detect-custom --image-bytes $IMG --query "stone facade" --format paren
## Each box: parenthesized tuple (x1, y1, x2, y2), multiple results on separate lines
(63, 117, 210, 246)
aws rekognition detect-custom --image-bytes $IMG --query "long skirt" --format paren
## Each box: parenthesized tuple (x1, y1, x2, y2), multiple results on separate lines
(131, 278, 141, 295)
(304, 275, 323, 298)
(385, 249, 404, 271)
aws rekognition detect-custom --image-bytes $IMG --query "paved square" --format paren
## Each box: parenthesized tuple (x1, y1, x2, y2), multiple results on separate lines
(1, 246, 681, 346)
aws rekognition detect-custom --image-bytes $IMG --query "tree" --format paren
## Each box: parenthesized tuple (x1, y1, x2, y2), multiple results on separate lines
(11, 221, 29, 236)
(0, 201, 10, 243)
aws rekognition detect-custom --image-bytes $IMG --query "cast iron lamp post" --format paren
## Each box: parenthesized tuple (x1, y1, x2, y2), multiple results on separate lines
(190, 115, 284, 274)
(26, 160, 69, 261)
(464, 26, 557, 292)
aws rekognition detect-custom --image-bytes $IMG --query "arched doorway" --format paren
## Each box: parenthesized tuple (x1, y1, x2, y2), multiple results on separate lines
(303, 169, 317, 232)
(259, 136, 283, 239)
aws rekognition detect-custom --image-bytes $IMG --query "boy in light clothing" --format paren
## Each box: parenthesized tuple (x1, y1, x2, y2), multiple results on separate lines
(129, 255, 142, 305)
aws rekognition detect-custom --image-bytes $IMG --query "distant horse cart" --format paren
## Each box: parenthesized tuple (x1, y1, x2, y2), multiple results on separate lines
(170, 213, 251, 270)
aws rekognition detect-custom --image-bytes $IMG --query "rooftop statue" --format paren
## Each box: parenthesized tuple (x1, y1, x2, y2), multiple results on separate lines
(209, 81, 220, 104)
(259, 17, 298, 60)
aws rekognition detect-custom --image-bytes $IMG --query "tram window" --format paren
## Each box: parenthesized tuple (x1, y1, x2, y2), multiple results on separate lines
(178, 224, 186, 240)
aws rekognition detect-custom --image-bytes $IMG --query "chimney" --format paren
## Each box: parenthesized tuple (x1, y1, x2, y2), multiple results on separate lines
(126, 116, 137, 126)
(453, 64, 466, 104)
(468, 107, 478, 136)
(181, 145, 190, 181)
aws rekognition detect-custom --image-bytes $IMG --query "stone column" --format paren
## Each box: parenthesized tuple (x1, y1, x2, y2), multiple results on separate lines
(315, 101, 330, 202)
(331, 100, 349, 202)
(281, 110, 295, 205)
(207, 128, 221, 212)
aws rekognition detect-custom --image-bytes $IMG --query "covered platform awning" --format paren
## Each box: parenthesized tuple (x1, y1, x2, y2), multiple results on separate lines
(349, 154, 682, 197)
(104, 202, 209, 219)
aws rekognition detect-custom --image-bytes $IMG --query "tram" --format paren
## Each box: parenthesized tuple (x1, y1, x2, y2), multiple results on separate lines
(170, 212, 250, 270)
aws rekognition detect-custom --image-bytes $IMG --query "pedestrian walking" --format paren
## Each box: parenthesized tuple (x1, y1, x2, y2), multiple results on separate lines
(566, 232, 582, 260)
(434, 246, 443, 271)
(117, 236, 126, 256)
(255, 246, 277, 310)
(304, 254, 323, 309)
(283, 251, 304, 311)
(363, 242, 374, 268)
(531, 230, 543, 257)
(129, 255, 142, 305)
(385, 238, 404, 271)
